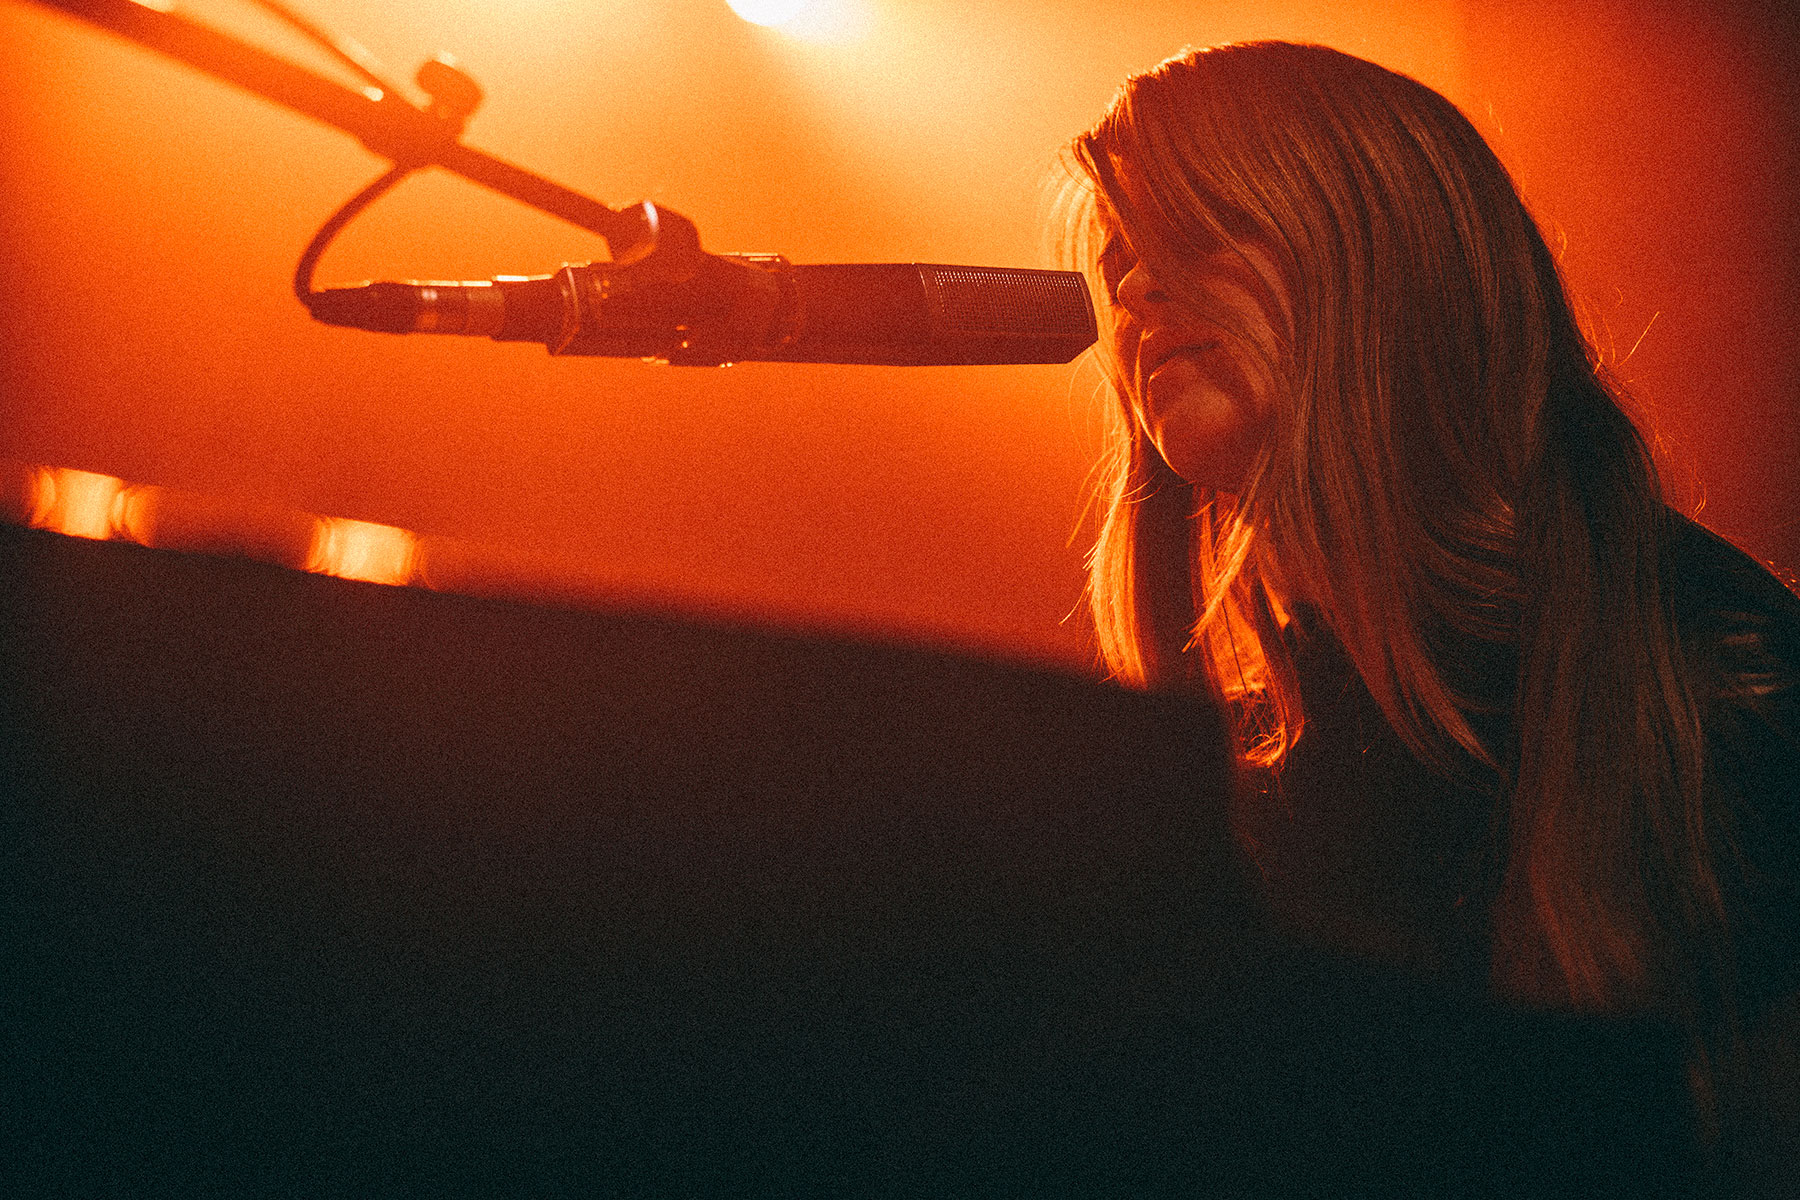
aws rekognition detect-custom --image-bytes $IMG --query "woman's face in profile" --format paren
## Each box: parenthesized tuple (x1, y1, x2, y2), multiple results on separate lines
(1098, 208, 1289, 492)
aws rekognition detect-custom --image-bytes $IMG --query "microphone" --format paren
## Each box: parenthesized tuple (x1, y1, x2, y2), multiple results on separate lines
(304, 254, 1098, 366)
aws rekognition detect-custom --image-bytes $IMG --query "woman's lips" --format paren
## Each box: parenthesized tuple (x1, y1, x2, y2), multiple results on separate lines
(1141, 338, 1222, 380)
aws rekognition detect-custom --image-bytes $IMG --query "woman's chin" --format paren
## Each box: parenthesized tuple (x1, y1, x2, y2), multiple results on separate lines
(1148, 395, 1260, 491)
(1159, 443, 1250, 492)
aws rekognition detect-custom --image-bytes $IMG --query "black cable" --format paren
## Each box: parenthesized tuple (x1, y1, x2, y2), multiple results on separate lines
(293, 164, 414, 305)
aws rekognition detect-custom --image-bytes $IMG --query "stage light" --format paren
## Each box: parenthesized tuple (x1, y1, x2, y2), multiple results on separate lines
(306, 517, 419, 586)
(727, 0, 815, 29)
(727, 0, 870, 45)
(29, 468, 126, 541)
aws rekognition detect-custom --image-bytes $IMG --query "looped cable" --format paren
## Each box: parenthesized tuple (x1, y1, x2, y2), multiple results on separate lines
(293, 164, 414, 305)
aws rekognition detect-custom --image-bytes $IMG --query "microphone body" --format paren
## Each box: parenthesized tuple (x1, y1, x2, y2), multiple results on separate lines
(305, 255, 1097, 366)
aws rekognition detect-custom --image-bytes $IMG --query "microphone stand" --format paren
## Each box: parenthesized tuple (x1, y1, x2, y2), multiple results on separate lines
(20, 0, 657, 260)
(18, 0, 1099, 365)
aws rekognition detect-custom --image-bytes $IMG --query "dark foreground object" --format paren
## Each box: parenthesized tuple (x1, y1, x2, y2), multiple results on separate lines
(0, 526, 1702, 1195)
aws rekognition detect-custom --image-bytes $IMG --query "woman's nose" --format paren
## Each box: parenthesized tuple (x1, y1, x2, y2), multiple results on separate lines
(1114, 261, 1170, 322)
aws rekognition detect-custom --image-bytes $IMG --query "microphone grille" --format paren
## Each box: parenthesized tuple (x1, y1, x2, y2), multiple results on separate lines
(921, 266, 1095, 340)
(774, 263, 1098, 365)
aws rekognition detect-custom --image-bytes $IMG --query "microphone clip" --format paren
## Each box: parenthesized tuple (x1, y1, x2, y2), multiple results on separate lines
(550, 206, 794, 365)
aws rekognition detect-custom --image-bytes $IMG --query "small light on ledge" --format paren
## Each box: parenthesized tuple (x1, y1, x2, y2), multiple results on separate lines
(306, 517, 419, 586)
(29, 468, 128, 541)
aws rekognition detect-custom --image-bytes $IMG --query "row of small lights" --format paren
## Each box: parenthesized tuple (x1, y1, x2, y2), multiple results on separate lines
(14, 465, 419, 587)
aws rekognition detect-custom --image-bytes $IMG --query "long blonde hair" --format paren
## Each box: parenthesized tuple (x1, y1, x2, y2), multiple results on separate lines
(1065, 42, 1724, 1018)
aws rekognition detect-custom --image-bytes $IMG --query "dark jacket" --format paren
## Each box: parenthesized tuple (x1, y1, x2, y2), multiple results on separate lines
(1232, 513, 1800, 1194)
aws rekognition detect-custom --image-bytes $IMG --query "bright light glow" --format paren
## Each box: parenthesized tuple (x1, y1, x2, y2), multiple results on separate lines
(727, 0, 815, 28)
(8, 465, 424, 585)
(306, 517, 418, 586)
(771, 0, 871, 44)
(115, 483, 159, 546)
(730, 0, 870, 44)
(29, 468, 126, 541)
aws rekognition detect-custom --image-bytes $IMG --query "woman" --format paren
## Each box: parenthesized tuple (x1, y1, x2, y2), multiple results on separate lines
(1064, 40, 1797, 1185)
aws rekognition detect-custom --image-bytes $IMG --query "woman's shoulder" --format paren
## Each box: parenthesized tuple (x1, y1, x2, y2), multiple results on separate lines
(1662, 512, 1800, 711)
(1662, 511, 1800, 648)
(1664, 512, 1800, 1014)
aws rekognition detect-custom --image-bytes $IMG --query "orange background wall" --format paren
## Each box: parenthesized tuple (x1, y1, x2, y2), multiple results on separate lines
(2, 0, 1794, 669)
(1460, 0, 1799, 586)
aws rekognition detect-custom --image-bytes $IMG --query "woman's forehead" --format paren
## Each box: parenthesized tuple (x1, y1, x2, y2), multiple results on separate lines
(1100, 140, 1274, 241)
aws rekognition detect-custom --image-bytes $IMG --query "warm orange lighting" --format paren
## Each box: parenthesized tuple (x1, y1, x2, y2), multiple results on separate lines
(115, 483, 161, 546)
(727, 0, 814, 28)
(733, 0, 869, 42)
(29, 467, 127, 541)
(306, 517, 419, 586)
(9, 464, 423, 584)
